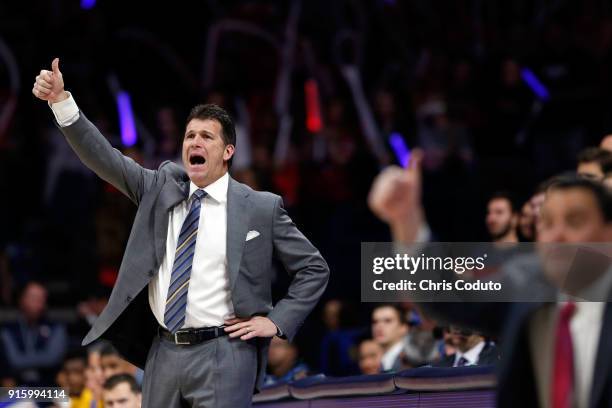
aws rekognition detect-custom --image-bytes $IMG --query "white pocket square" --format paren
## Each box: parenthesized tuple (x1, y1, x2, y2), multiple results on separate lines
(246, 230, 260, 241)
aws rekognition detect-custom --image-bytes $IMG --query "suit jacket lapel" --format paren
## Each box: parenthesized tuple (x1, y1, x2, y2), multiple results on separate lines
(154, 176, 190, 265)
(226, 177, 250, 292)
(589, 301, 612, 408)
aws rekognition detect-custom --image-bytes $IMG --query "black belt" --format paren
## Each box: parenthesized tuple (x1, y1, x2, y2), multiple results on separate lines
(158, 326, 227, 345)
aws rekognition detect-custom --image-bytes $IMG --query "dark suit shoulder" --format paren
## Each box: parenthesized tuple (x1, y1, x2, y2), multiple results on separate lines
(477, 342, 501, 365)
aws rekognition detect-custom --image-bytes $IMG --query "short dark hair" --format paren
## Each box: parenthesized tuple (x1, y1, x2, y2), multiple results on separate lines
(63, 349, 87, 364)
(100, 343, 120, 358)
(546, 173, 612, 222)
(372, 303, 405, 324)
(488, 191, 518, 213)
(577, 147, 612, 173)
(185, 103, 236, 146)
(103, 373, 141, 393)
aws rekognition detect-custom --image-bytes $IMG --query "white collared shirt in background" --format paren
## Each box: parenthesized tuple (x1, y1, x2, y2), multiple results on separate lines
(381, 340, 404, 371)
(453, 340, 485, 366)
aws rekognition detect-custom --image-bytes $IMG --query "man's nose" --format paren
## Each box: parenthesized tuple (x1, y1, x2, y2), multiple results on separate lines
(545, 226, 567, 243)
(193, 135, 204, 146)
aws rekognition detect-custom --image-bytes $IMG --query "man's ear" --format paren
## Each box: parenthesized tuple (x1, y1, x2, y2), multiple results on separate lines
(223, 144, 235, 162)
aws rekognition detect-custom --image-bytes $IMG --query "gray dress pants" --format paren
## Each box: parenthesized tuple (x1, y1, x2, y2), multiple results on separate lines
(141, 333, 258, 408)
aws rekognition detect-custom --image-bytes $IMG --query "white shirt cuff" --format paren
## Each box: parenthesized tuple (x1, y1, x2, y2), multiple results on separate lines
(49, 91, 80, 127)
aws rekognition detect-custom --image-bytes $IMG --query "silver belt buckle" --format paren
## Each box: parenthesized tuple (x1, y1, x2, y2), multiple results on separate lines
(174, 330, 190, 345)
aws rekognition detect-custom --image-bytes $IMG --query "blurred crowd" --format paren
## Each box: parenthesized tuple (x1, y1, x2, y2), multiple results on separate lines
(3, 0, 612, 405)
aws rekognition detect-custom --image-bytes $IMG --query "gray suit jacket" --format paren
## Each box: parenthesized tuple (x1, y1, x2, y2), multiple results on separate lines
(58, 113, 330, 391)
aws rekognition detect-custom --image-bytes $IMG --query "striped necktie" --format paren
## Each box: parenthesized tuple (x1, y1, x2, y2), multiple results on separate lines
(164, 188, 206, 333)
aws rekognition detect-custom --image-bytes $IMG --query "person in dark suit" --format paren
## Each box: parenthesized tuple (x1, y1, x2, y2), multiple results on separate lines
(32, 58, 330, 407)
(371, 303, 408, 372)
(368, 153, 612, 408)
(0, 282, 67, 386)
(433, 326, 499, 367)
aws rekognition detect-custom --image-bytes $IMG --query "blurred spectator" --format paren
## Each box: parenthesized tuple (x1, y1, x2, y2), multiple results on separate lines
(72, 344, 105, 408)
(371, 304, 408, 372)
(322, 299, 341, 331)
(395, 304, 442, 368)
(576, 147, 612, 181)
(600, 134, 612, 151)
(486, 192, 519, 243)
(0, 282, 67, 385)
(357, 338, 383, 375)
(100, 344, 140, 383)
(102, 373, 142, 408)
(400, 328, 441, 369)
(440, 327, 457, 357)
(434, 326, 499, 367)
(415, 96, 473, 172)
(58, 349, 87, 406)
(518, 200, 536, 242)
(318, 300, 363, 376)
(264, 337, 309, 386)
(528, 184, 548, 230)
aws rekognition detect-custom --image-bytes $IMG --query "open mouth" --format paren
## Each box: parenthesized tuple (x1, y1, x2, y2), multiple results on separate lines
(189, 153, 206, 166)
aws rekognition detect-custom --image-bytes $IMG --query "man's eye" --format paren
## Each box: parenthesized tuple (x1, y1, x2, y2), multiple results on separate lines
(567, 216, 585, 228)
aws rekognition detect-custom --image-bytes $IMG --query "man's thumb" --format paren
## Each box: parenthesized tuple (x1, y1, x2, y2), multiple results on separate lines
(407, 148, 423, 172)
(51, 58, 60, 75)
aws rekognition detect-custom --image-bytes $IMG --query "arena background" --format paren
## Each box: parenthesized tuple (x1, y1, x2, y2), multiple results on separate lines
(1, 0, 612, 402)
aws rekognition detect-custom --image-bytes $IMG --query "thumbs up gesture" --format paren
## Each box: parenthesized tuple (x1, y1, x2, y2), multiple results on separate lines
(32, 58, 68, 104)
(368, 149, 425, 243)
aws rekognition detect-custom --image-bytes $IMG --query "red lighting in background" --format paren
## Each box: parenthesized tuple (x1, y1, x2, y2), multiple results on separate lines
(305, 79, 323, 133)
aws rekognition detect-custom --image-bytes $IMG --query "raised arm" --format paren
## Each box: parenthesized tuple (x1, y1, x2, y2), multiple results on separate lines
(368, 149, 427, 244)
(32, 58, 156, 204)
(367, 151, 510, 336)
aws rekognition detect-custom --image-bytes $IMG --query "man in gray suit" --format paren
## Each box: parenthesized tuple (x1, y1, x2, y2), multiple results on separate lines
(33, 58, 330, 407)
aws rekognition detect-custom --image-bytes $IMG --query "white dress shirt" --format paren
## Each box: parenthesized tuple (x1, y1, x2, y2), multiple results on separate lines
(381, 340, 404, 371)
(453, 340, 485, 367)
(50, 94, 235, 329)
(148, 175, 234, 328)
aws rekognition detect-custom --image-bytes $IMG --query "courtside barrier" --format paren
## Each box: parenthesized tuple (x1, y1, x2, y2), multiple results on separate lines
(253, 366, 496, 407)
